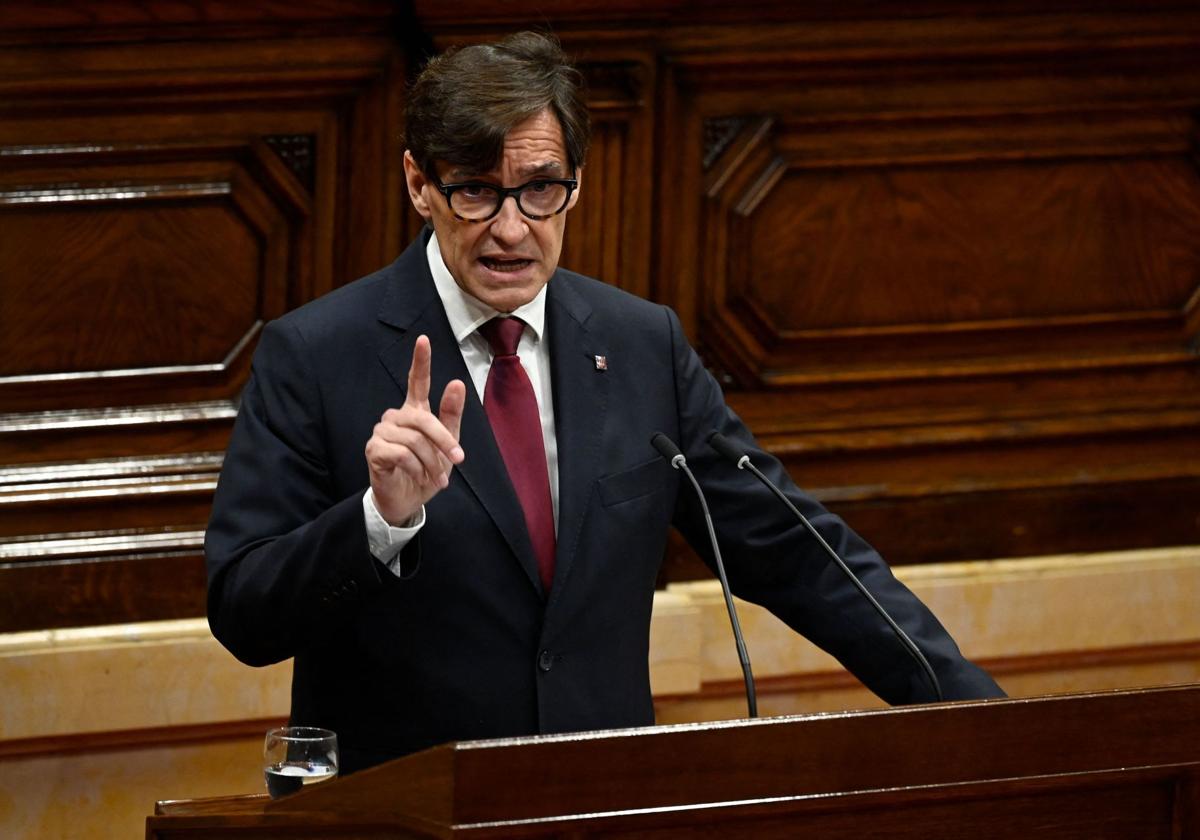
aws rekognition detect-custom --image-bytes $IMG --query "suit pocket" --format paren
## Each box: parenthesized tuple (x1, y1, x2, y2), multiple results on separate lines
(597, 458, 670, 507)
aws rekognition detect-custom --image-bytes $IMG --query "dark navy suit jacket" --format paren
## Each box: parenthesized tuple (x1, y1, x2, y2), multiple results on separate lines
(205, 233, 1003, 772)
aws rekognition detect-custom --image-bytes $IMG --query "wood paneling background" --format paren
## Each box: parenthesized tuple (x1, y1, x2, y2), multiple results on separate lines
(645, 3, 1200, 577)
(1, 0, 1198, 631)
(0, 1, 408, 630)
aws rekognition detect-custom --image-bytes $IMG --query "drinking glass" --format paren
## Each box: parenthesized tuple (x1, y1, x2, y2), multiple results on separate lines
(262, 726, 338, 799)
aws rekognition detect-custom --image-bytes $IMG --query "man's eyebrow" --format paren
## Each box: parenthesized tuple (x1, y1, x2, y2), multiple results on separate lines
(447, 161, 568, 182)
(445, 167, 485, 181)
(516, 161, 567, 178)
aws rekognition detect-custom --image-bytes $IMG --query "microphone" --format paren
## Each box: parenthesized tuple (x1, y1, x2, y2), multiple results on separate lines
(707, 431, 944, 703)
(651, 432, 757, 718)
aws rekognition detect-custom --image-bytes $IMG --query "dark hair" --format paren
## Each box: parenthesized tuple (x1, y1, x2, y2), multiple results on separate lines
(405, 31, 590, 179)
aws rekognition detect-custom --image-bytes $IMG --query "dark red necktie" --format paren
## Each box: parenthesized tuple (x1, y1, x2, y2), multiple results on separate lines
(480, 317, 556, 592)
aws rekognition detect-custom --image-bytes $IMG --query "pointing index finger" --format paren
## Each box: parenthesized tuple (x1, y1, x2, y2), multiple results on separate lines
(406, 334, 432, 409)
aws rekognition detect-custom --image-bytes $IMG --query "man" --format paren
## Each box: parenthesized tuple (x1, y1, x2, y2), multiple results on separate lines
(206, 32, 1003, 775)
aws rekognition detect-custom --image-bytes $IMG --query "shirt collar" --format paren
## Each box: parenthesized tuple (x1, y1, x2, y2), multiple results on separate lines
(425, 231, 547, 345)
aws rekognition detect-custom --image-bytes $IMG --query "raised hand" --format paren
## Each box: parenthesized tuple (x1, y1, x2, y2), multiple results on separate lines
(364, 335, 466, 524)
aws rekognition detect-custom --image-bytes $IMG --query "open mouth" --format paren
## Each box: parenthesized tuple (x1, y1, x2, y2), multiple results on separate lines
(480, 256, 534, 273)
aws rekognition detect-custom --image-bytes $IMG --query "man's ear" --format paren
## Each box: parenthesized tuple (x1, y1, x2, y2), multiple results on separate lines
(565, 166, 583, 213)
(403, 150, 433, 221)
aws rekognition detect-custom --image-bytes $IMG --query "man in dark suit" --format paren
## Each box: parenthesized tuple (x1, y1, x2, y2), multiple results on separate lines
(206, 32, 1003, 774)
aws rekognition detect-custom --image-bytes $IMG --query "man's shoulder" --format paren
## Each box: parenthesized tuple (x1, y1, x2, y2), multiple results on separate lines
(551, 267, 671, 328)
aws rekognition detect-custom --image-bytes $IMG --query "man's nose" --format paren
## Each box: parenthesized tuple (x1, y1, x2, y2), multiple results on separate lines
(488, 195, 528, 244)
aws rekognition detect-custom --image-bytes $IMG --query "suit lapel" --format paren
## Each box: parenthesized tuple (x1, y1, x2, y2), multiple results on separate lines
(545, 275, 608, 605)
(375, 237, 542, 595)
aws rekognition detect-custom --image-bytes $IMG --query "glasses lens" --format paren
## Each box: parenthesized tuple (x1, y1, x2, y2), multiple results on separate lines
(518, 181, 569, 218)
(448, 185, 501, 221)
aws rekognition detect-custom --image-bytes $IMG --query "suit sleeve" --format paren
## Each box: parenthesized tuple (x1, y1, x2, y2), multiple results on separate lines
(204, 319, 398, 667)
(662, 307, 1004, 702)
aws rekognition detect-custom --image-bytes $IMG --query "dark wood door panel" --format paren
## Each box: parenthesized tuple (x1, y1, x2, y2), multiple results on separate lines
(745, 158, 1199, 328)
(1, 201, 259, 373)
(0, 141, 307, 410)
(0, 8, 407, 631)
(651, 2, 1200, 581)
(702, 120, 1200, 385)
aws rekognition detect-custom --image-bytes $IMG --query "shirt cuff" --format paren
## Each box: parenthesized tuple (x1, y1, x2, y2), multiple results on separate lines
(362, 488, 425, 574)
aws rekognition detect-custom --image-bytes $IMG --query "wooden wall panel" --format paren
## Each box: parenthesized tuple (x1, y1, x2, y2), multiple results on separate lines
(707, 126, 1200, 381)
(649, 3, 1200, 573)
(2, 0, 1199, 630)
(0, 3, 407, 631)
(559, 57, 655, 298)
(0, 143, 303, 398)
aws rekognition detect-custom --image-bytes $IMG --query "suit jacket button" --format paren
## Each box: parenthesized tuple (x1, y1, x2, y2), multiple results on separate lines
(538, 650, 554, 672)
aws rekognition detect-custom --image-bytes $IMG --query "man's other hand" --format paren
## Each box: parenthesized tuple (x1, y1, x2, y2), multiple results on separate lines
(365, 335, 466, 524)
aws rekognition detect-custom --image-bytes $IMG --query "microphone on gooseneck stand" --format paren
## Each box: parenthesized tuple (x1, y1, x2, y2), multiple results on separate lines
(651, 432, 758, 719)
(707, 431, 944, 703)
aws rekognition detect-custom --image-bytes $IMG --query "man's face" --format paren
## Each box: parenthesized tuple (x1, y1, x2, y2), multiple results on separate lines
(404, 108, 581, 313)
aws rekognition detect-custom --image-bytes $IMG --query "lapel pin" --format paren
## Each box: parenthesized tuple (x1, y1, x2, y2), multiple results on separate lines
(593, 355, 608, 371)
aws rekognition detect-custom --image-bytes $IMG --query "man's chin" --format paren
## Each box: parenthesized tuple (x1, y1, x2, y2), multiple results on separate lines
(465, 270, 550, 313)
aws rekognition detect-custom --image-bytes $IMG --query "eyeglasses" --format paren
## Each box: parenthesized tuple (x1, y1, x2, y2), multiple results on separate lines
(433, 176, 578, 222)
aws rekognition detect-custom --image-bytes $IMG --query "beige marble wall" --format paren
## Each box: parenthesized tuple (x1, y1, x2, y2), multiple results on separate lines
(652, 546, 1200, 721)
(0, 620, 290, 743)
(0, 620, 290, 840)
(3, 546, 1198, 838)
(0, 737, 267, 840)
(663, 546, 1200, 680)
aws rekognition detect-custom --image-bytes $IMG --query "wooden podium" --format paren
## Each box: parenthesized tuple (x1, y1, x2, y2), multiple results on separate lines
(148, 684, 1200, 838)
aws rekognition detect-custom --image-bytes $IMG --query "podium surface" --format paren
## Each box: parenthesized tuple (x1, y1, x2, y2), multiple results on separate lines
(148, 684, 1200, 838)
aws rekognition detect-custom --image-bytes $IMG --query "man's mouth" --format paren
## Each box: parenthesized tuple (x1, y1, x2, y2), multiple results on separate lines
(480, 256, 534, 273)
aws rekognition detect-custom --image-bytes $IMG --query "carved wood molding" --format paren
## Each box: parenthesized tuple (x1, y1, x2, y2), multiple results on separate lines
(0, 139, 306, 411)
(0, 479, 216, 539)
(656, 6, 1200, 372)
(0, 526, 208, 560)
(697, 112, 1200, 391)
(263, 134, 316, 193)
(581, 60, 647, 113)
(702, 117, 748, 171)
(0, 1, 398, 40)
(0, 556, 209, 632)
(561, 55, 656, 297)
(647, 5, 1200, 572)
(0, 0, 1196, 629)
(0, 12, 409, 631)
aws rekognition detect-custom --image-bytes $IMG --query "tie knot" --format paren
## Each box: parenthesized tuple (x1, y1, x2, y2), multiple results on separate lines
(480, 317, 526, 357)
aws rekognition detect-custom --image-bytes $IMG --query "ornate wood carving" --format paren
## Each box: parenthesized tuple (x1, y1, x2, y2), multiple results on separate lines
(656, 3, 1200, 566)
(3, 0, 1200, 629)
(561, 57, 654, 297)
(0, 5, 406, 631)
(0, 141, 302, 406)
(263, 134, 316, 193)
(702, 117, 749, 170)
(701, 116, 1200, 383)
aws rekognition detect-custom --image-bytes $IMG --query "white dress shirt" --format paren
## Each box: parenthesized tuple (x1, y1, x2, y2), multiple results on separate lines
(363, 233, 560, 573)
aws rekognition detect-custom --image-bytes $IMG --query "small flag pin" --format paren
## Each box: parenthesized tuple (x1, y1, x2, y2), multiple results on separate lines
(593, 355, 608, 371)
